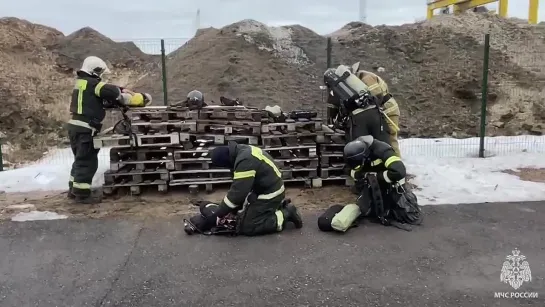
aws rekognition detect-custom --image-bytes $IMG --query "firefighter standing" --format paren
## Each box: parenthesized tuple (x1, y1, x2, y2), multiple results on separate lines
(350, 62, 401, 157)
(324, 66, 392, 150)
(66, 56, 149, 204)
(206, 142, 303, 236)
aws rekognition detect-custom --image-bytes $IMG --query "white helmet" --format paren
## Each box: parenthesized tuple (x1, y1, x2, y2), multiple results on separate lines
(80, 56, 111, 77)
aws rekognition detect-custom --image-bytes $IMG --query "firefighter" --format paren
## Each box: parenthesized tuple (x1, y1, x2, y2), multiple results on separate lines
(203, 142, 303, 236)
(66, 56, 149, 204)
(317, 135, 422, 232)
(350, 62, 401, 157)
(324, 66, 392, 149)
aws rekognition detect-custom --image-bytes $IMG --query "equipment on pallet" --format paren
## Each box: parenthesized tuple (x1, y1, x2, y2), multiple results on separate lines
(220, 96, 241, 106)
(113, 105, 132, 135)
(263, 105, 287, 123)
(289, 110, 317, 120)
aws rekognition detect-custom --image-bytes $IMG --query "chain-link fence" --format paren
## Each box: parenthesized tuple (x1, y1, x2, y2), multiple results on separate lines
(2, 33, 545, 170)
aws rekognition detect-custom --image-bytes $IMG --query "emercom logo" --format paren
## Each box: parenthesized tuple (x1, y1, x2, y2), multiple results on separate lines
(494, 248, 538, 299)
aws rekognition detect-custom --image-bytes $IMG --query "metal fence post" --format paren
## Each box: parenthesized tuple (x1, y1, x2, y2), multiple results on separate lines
(0, 137, 3, 172)
(326, 37, 332, 68)
(478, 33, 490, 158)
(160, 39, 168, 106)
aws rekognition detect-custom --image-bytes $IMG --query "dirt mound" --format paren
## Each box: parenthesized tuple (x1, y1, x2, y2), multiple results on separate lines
(136, 14, 545, 138)
(48, 27, 158, 72)
(0, 18, 153, 164)
(135, 19, 327, 110)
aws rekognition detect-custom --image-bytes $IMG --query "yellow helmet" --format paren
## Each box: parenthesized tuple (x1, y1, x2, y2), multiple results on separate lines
(129, 93, 144, 107)
(128, 93, 152, 107)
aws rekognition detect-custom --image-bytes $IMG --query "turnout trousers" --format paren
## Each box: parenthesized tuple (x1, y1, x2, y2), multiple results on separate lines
(67, 125, 100, 197)
(237, 191, 286, 236)
(382, 98, 401, 157)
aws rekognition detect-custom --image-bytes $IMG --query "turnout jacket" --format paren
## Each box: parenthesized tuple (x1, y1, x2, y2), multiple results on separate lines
(69, 70, 122, 131)
(351, 136, 406, 184)
(354, 70, 391, 104)
(220, 143, 285, 212)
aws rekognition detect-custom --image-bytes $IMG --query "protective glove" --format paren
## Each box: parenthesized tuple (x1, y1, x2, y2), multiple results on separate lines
(350, 168, 372, 181)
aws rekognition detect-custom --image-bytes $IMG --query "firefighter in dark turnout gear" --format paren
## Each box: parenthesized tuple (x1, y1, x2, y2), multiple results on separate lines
(206, 142, 303, 236)
(318, 136, 422, 232)
(350, 62, 401, 157)
(324, 65, 392, 147)
(66, 56, 133, 204)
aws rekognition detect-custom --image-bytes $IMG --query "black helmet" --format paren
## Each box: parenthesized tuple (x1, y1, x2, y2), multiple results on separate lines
(187, 90, 204, 102)
(343, 139, 371, 169)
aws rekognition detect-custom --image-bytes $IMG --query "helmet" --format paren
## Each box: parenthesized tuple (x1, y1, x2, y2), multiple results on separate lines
(80, 56, 110, 78)
(343, 139, 371, 169)
(187, 90, 204, 103)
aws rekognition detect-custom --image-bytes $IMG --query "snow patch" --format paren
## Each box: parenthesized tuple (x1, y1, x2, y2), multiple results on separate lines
(234, 19, 310, 65)
(0, 136, 545, 205)
(11, 211, 68, 222)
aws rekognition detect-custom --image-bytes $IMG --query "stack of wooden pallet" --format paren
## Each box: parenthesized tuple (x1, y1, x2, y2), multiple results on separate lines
(261, 117, 322, 187)
(316, 126, 353, 187)
(93, 105, 351, 195)
(94, 106, 262, 195)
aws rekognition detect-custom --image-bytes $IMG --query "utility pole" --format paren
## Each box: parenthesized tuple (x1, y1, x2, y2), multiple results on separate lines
(195, 9, 201, 33)
(359, 0, 367, 23)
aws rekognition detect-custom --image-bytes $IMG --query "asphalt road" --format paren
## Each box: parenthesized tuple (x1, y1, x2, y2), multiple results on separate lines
(0, 202, 543, 307)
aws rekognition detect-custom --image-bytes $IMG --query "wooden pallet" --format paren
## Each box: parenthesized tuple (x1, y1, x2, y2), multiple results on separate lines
(281, 168, 318, 180)
(320, 154, 345, 167)
(319, 143, 344, 153)
(173, 147, 214, 160)
(130, 120, 197, 134)
(263, 145, 317, 159)
(170, 160, 215, 171)
(179, 132, 259, 146)
(195, 106, 262, 121)
(260, 131, 317, 147)
(320, 166, 348, 179)
(275, 158, 319, 170)
(170, 168, 232, 181)
(129, 106, 193, 121)
(261, 118, 322, 134)
(316, 125, 346, 144)
(311, 176, 353, 187)
(169, 179, 233, 193)
(103, 168, 169, 185)
(103, 179, 168, 196)
(196, 119, 261, 136)
(93, 134, 135, 149)
(109, 147, 173, 163)
(136, 132, 180, 147)
(110, 158, 172, 172)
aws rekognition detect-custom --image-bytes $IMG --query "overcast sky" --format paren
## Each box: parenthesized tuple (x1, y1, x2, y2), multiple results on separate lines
(1, 0, 543, 51)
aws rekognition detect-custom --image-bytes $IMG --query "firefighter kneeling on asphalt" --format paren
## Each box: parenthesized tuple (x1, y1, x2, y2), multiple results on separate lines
(317, 136, 423, 232)
(184, 142, 303, 236)
(66, 56, 151, 204)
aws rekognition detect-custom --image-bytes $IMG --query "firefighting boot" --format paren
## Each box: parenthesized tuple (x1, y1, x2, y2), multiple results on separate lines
(73, 194, 102, 205)
(66, 189, 76, 199)
(67, 182, 76, 199)
(281, 203, 303, 229)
